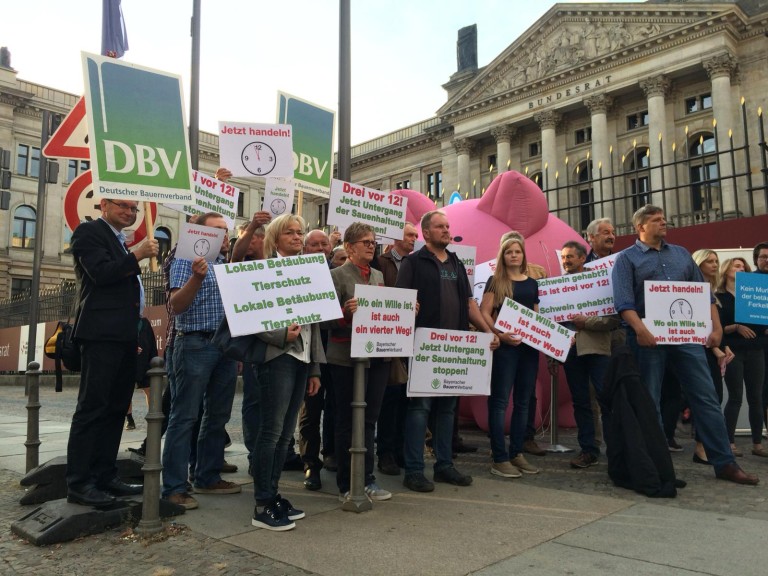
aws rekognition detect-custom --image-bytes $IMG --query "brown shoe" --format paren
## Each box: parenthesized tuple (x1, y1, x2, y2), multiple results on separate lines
(167, 492, 198, 510)
(715, 463, 759, 485)
(752, 445, 768, 458)
(193, 480, 242, 494)
(523, 439, 547, 457)
(221, 460, 238, 473)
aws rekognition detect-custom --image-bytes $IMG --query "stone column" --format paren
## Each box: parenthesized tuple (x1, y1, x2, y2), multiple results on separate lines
(704, 52, 738, 215)
(584, 94, 613, 220)
(640, 75, 671, 209)
(453, 138, 475, 199)
(491, 125, 517, 173)
(534, 110, 561, 210)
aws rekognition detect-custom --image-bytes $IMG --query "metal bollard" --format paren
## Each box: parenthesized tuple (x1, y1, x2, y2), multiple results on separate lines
(342, 357, 372, 512)
(24, 361, 41, 473)
(136, 357, 166, 536)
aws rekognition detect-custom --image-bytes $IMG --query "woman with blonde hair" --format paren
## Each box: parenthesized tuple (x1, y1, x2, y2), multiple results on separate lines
(717, 257, 767, 458)
(480, 235, 541, 478)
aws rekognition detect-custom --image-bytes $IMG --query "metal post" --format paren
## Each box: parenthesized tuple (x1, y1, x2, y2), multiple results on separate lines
(545, 372, 572, 453)
(337, 0, 351, 182)
(188, 0, 201, 170)
(342, 358, 372, 512)
(136, 357, 166, 536)
(24, 361, 41, 472)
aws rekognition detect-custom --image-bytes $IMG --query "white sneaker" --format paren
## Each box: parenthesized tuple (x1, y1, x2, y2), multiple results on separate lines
(364, 482, 392, 501)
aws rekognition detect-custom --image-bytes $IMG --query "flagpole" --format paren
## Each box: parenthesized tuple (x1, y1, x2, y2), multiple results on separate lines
(189, 0, 201, 171)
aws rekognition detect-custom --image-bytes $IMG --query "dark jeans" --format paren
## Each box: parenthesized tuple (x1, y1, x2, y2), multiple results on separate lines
(299, 362, 335, 469)
(330, 360, 388, 493)
(242, 362, 259, 467)
(404, 396, 456, 475)
(724, 348, 766, 444)
(377, 383, 407, 460)
(488, 343, 539, 462)
(562, 349, 610, 455)
(66, 339, 137, 491)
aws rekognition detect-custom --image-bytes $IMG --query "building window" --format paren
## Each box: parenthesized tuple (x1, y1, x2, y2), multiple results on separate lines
(689, 133, 719, 212)
(62, 227, 73, 254)
(16, 144, 41, 178)
(12, 205, 36, 249)
(529, 171, 543, 190)
(487, 154, 497, 170)
(529, 141, 541, 158)
(624, 147, 651, 211)
(626, 110, 649, 131)
(685, 93, 713, 115)
(395, 179, 411, 189)
(155, 227, 172, 266)
(426, 171, 442, 198)
(576, 161, 594, 232)
(237, 191, 244, 217)
(66, 159, 90, 182)
(575, 127, 592, 145)
(318, 202, 329, 228)
(11, 278, 32, 298)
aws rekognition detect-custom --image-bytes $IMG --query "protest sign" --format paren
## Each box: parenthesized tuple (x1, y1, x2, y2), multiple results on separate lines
(263, 177, 295, 218)
(537, 268, 614, 322)
(165, 170, 237, 229)
(641, 281, 711, 344)
(328, 179, 408, 240)
(583, 252, 619, 271)
(408, 329, 493, 397)
(277, 92, 335, 198)
(218, 122, 294, 178)
(494, 298, 574, 360)
(175, 222, 228, 262)
(214, 253, 341, 337)
(449, 244, 477, 286)
(81, 52, 193, 203)
(351, 285, 417, 358)
(735, 272, 768, 325)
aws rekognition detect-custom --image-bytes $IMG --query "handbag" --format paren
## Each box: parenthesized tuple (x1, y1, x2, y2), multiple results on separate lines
(44, 320, 81, 392)
(388, 357, 408, 385)
(211, 317, 267, 363)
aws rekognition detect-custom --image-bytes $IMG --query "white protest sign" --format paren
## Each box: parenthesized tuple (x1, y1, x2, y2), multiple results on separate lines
(218, 122, 294, 178)
(166, 170, 237, 229)
(408, 328, 493, 397)
(495, 298, 574, 360)
(641, 281, 712, 345)
(472, 259, 495, 305)
(214, 253, 341, 337)
(583, 252, 619, 272)
(263, 177, 295, 218)
(537, 268, 614, 322)
(449, 244, 477, 286)
(328, 179, 408, 240)
(351, 285, 417, 358)
(175, 222, 228, 262)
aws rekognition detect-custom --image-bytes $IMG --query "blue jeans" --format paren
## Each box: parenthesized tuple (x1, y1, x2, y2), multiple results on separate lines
(626, 329, 735, 471)
(403, 396, 456, 475)
(161, 333, 237, 497)
(488, 343, 539, 462)
(242, 362, 259, 469)
(253, 353, 308, 505)
(563, 349, 610, 455)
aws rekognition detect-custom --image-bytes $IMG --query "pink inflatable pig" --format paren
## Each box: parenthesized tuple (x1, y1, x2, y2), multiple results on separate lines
(394, 170, 587, 433)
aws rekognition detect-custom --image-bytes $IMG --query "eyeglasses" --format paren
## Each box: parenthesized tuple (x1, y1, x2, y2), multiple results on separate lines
(354, 240, 377, 248)
(758, 255, 768, 261)
(107, 200, 139, 213)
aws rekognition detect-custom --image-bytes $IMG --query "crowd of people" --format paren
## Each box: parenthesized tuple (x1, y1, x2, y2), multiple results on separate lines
(64, 186, 768, 530)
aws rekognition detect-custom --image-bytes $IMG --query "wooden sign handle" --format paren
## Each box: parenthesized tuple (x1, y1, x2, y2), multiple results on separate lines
(143, 201, 158, 272)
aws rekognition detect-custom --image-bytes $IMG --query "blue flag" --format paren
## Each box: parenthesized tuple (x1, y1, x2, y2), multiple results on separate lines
(101, 0, 129, 58)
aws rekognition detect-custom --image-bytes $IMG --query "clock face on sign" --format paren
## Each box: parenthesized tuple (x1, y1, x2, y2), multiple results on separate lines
(270, 198, 287, 215)
(241, 141, 277, 176)
(669, 298, 693, 319)
(194, 238, 211, 257)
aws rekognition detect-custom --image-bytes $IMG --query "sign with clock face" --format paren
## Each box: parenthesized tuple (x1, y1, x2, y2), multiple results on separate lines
(642, 281, 711, 345)
(218, 122, 294, 179)
(263, 177, 295, 218)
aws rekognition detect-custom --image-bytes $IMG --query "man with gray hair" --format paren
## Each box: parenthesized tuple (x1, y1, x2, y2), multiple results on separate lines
(612, 204, 758, 485)
(585, 217, 615, 263)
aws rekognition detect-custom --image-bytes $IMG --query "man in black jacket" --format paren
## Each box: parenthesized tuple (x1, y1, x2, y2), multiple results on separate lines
(66, 198, 158, 507)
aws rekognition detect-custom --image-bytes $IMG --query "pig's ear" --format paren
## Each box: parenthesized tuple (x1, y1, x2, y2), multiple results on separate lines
(390, 188, 438, 227)
(476, 171, 549, 237)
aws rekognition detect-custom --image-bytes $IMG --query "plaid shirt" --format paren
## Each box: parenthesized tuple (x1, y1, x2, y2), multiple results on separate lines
(169, 253, 226, 333)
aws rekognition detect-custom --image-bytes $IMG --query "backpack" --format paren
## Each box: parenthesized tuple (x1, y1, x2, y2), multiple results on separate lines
(44, 321, 80, 392)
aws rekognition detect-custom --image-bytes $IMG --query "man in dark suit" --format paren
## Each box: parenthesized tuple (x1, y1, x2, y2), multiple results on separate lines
(66, 198, 159, 507)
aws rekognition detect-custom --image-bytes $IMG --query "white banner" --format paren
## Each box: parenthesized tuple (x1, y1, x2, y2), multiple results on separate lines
(408, 329, 493, 397)
(218, 122, 294, 178)
(494, 298, 574, 360)
(351, 285, 417, 357)
(175, 222, 228, 262)
(328, 179, 408, 240)
(449, 244, 477, 286)
(641, 281, 711, 345)
(583, 252, 619, 271)
(214, 253, 341, 337)
(166, 170, 237, 229)
(537, 268, 614, 322)
(263, 177, 295, 218)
